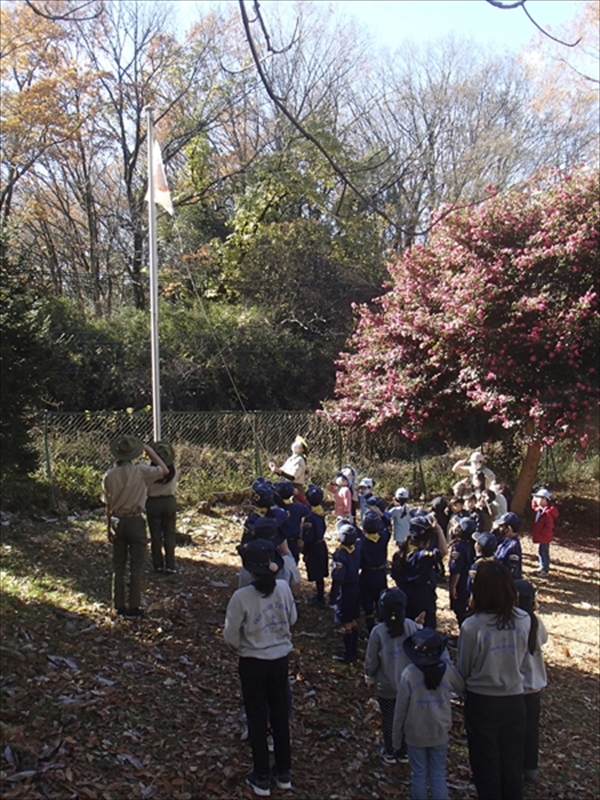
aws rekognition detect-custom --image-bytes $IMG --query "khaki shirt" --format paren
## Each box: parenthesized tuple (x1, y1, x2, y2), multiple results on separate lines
(146, 467, 177, 498)
(102, 462, 164, 516)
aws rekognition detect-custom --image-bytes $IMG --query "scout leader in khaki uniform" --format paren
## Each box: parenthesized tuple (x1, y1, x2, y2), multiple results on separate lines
(145, 441, 178, 574)
(102, 436, 168, 617)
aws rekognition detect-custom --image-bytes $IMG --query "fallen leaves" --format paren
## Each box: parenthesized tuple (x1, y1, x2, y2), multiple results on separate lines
(1, 507, 599, 799)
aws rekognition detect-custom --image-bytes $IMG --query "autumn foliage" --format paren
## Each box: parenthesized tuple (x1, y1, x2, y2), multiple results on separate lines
(327, 168, 599, 455)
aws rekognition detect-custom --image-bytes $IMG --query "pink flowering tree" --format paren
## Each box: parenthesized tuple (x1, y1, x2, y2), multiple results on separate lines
(325, 168, 599, 514)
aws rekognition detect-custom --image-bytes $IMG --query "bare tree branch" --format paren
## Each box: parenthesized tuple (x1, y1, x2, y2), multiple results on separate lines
(24, 0, 103, 22)
(238, 0, 403, 236)
(485, 0, 582, 47)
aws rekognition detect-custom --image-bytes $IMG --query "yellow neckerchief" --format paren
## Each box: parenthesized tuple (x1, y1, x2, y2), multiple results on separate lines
(365, 532, 380, 544)
(406, 540, 419, 556)
(341, 543, 356, 554)
(283, 497, 293, 505)
(254, 507, 268, 517)
(311, 505, 325, 517)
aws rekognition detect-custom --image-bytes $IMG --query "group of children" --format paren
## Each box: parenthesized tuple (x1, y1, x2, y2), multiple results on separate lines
(102, 434, 557, 799)
(223, 444, 558, 799)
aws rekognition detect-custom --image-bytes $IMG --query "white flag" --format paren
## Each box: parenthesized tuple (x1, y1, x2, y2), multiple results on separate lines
(147, 137, 173, 215)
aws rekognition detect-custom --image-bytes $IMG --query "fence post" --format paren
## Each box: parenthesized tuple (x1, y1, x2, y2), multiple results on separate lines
(413, 443, 427, 499)
(252, 413, 262, 476)
(43, 411, 58, 510)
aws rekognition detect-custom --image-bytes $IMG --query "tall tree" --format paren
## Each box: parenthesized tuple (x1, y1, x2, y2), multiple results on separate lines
(325, 168, 599, 513)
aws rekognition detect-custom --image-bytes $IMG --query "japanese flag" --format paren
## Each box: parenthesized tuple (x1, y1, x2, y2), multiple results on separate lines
(147, 137, 173, 215)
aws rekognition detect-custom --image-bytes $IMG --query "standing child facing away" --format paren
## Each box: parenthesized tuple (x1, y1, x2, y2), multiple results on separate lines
(530, 488, 559, 577)
(330, 521, 362, 663)
(224, 539, 297, 797)
(448, 517, 476, 627)
(301, 485, 329, 607)
(274, 480, 310, 563)
(393, 629, 465, 800)
(358, 511, 390, 635)
(364, 588, 421, 765)
(514, 580, 548, 786)
(466, 531, 498, 595)
(493, 512, 523, 579)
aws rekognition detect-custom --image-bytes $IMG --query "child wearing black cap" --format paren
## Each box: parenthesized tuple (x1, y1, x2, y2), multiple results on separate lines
(237, 517, 300, 593)
(393, 628, 464, 799)
(274, 480, 310, 563)
(359, 510, 390, 635)
(224, 539, 297, 797)
(448, 517, 476, 626)
(301, 485, 329, 607)
(493, 512, 523, 579)
(364, 588, 422, 765)
(515, 579, 548, 786)
(466, 531, 498, 595)
(330, 521, 362, 663)
(241, 479, 288, 545)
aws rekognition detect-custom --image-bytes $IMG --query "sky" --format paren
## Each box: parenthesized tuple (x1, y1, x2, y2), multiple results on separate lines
(174, 0, 584, 52)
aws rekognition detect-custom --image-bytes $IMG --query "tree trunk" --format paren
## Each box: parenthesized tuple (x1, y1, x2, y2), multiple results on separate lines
(511, 439, 543, 516)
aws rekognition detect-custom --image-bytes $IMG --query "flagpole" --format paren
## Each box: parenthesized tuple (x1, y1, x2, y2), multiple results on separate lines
(145, 106, 161, 442)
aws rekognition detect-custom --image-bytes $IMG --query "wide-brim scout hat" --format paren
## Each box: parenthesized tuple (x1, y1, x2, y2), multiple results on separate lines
(110, 435, 143, 461)
(403, 628, 447, 666)
(292, 435, 308, 453)
(238, 539, 284, 576)
(150, 441, 175, 466)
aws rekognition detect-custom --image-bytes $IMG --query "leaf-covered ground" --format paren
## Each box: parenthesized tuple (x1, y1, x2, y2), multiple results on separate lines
(1, 492, 598, 800)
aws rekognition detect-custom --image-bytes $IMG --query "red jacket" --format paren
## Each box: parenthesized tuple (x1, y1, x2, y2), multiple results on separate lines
(530, 503, 559, 544)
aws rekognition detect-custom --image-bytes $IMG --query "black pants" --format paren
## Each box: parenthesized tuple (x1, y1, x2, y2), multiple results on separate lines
(360, 568, 387, 628)
(239, 656, 291, 778)
(465, 691, 526, 799)
(146, 495, 176, 570)
(112, 516, 147, 610)
(377, 696, 396, 753)
(524, 691, 541, 771)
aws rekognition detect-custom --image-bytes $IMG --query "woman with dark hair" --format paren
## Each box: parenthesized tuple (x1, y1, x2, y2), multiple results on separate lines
(457, 561, 531, 799)
(224, 540, 297, 797)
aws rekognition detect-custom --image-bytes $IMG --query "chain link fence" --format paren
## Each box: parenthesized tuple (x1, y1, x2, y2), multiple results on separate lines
(40, 408, 421, 485)
(39, 410, 420, 466)
(31, 410, 594, 508)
